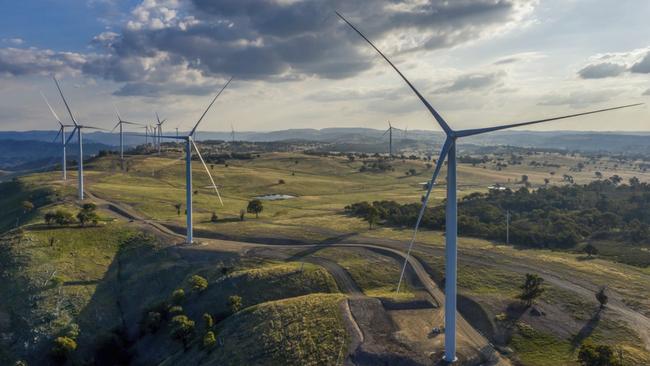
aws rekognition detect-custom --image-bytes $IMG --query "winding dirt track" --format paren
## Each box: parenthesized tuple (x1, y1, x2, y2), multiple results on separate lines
(86, 189, 505, 364)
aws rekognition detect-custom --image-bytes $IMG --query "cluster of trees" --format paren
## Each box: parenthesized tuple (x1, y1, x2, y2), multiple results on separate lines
(346, 178, 650, 249)
(140, 274, 244, 353)
(359, 160, 394, 173)
(44, 203, 100, 227)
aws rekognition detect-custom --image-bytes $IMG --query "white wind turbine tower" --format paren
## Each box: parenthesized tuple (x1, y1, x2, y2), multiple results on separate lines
(383, 120, 402, 158)
(53, 77, 107, 200)
(155, 113, 167, 154)
(336, 12, 642, 363)
(111, 105, 143, 166)
(159, 77, 232, 243)
(42, 92, 75, 181)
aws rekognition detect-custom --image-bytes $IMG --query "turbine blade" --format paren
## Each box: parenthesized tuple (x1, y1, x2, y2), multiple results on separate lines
(156, 112, 161, 124)
(111, 121, 120, 133)
(336, 12, 453, 135)
(66, 126, 79, 145)
(52, 127, 62, 143)
(113, 103, 122, 122)
(396, 138, 452, 292)
(189, 77, 233, 136)
(191, 138, 223, 206)
(382, 129, 390, 137)
(52, 76, 78, 126)
(40, 91, 62, 124)
(83, 126, 109, 131)
(121, 121, 143, 126)
(456, 103, 644, 138)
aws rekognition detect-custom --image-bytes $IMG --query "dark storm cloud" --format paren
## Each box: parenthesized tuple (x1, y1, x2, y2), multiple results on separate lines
(578, 62, 627, 79)
(85, 0, 533, 85)
(435, 71, 505, 93)
(630, 52, 650, 74)
(0, 0, 535, 96)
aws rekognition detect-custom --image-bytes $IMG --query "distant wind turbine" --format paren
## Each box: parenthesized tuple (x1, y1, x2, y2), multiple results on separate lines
(231, 124, 236, 143)
(53, 77, 107, 200)
(41, 92, 74, 181)
(159, 77, 232, 243)
(155, 113, 167, 154)
(382, 121, 402, 158)
(111, 105, 143, 165)
(336, 11, 642, 363)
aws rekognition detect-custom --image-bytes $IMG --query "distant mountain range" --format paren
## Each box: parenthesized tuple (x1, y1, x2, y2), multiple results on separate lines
(1, 128, 648, 172)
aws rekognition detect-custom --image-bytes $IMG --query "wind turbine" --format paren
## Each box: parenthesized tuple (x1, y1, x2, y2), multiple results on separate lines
(111, 105, 143, 165)
(41, 92, 74, 180)
(155, 113, 167, 154)
(159, 77, 232, 243)
(336, 11, 642, 363)
(231, 124, 236, 143)
(53, 77, 106, 200)
(382, 121, 402, 158)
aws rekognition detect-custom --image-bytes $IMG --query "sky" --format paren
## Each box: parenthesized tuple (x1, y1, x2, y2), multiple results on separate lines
(0, 0, 649, 133)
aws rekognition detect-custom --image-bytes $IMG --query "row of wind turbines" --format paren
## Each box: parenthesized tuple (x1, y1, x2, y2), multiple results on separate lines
(41, 76, 233, 245)
(37, 10, 644, 363)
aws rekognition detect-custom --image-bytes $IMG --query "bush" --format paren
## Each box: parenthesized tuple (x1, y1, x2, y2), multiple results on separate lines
(143, 311, 162, 333)
(203, 331, 216, 349)
(278, 179, 285, 184)
(210, 212, 218, 222)
(171, 288, 185, 305)
(247, 199, 263, 218)
(47, 209, 75, 226)
(189, 275, 208, 293)
(77, 204, 99, 226)
(51, 336, 77, 363)
(168, 306, 184, 316)
(228, 295, 243, 314)
(203, 313, 214, 330)
(170, 315, 195, 349)
(577, 343, 619, 366)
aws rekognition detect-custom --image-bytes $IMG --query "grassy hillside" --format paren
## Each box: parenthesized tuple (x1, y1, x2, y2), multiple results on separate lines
(160, 294, 348, 366)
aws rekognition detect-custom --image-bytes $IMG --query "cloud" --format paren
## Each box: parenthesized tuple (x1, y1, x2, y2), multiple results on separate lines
(538, 90, 621, 108)
(82, 0, 536, 95)
(578, 62, 627, 79)
(644, 88, 650, 96)
(2, 38, 24, 45)
(0, 47, 87, 77)
(630, 52, 650, 74)
(434, 71, 505, 93)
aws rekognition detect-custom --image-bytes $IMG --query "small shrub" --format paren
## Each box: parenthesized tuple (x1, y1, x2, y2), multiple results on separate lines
(203, 331, 216, 349)
(168, 306, 184, 316)
(51, 336, 77, 363)
(210, 212, 218, 222)
(143, 311, 162, 333)
(278, 179, 285, 184)
(171, 288, 185, 305)
(228, 295, 243, 314)
(170, 315, 195, 350)
(203, 313, 213, 330)
(189, 275, 208, 293)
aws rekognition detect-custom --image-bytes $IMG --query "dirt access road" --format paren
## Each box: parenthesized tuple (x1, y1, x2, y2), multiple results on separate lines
(87, 189, 508, 365)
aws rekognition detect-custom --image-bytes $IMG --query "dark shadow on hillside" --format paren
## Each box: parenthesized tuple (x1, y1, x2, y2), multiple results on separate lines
(571, 308, 602, 350)
(575, 255, 596, 262)
(64, 280, 99, 286)
(286, 245, 329, 261)
(321, 231, 359, 244)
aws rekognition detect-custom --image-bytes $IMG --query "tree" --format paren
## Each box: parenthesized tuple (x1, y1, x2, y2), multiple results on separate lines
(366, 206, 379, 230)
(594, 171, 602, 179)
(517, 273, 545, 307)
(521, 175, 529, 184)
(228, 295, 242, 314)
(52, 209, 75, 225)
(51, 336, 77, 363)
(609, 175, 622, 185)
(170, 315, 195, 350)
(577, 343, 619, 366)
(596, 287, 608, 309)
(144, 311, 162, 333)
(203, 331, 216, 349)
(583, 243, 598, 258)
(174, 203, 182, 216)
(22, 200, 34, 214)
(210, 212, 218, 223)
(239, 209, 245, 221)
(247, 199, 263, 218)
(172, 288, 185, 305)
(77, 207, 99, 227)
(278, 179, 285, 184)
(189, 275, 208, 293)
(203, 313, 214, 330)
